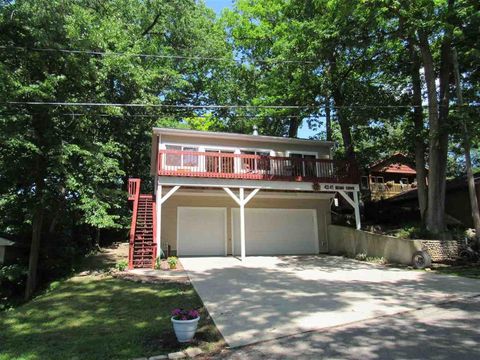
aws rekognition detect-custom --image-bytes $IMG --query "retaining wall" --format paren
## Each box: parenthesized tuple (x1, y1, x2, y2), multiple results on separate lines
(327, 225, 461, 265)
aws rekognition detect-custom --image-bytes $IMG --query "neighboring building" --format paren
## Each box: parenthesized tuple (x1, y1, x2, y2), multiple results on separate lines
(0, 237, 14, 265)
(127, 127, 360, 269)
(387, 173, 480, 228)
(361, 153, 419, 201)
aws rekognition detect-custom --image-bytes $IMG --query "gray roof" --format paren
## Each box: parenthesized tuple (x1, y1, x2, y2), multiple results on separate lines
(152, 127, 334, 147)
(0, 237, 14, 246)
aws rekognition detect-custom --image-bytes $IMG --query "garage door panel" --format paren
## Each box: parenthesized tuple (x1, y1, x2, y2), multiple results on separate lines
(177, 207, 226, 256)
(232, 208, 318, 255)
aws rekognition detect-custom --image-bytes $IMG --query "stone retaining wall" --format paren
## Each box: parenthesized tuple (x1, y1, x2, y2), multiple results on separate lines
(419, 239, 462, 262)
(328, 225, 460, 265)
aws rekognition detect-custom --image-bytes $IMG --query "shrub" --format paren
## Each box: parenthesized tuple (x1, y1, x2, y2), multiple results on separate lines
(355, 252, 367, 261)
(0, 264, 28, 310)
(155, 257, 162, 270)
(167, 256, 178, 269)
(115, 260, 128, 272)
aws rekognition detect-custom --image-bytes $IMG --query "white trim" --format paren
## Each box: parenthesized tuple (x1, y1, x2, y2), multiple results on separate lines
(286, 150, 319, 157)
(176, 207, 227, 256)
(159, 185, 180, 205)
(223, 187, 242, 206)
(158, 176, 359, 192)
(312, 210, 320, 254)
(171, 190, 334, 200)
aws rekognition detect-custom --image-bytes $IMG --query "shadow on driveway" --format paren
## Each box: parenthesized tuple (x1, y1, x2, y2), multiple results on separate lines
(181, 256, 480, 348)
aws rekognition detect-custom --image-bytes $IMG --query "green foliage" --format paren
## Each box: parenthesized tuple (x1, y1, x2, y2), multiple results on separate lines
(353, 253, 387, 265)
(0, 0, 231, 294)
(167, 256, 178, 269)
(0, 264, 28, 309)
(115, 260, 128, 272)
(394, 226, 433, 240)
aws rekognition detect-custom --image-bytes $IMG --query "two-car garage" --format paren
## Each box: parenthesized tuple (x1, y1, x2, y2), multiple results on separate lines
(176, 206, 320, 256)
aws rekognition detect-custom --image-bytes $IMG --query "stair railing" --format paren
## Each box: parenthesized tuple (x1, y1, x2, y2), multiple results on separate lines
(128, 178, 141, 269)
(151, 199, 157, 268)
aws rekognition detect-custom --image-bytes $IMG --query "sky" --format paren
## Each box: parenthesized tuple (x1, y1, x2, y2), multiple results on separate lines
(203, 0, 317, 139)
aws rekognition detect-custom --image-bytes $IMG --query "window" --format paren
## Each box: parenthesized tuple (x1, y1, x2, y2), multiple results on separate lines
(361, 176, 369, 190)
(165, 145, 199, 167)
(289, 153, 317, 177)
(241, 150, 271, 172)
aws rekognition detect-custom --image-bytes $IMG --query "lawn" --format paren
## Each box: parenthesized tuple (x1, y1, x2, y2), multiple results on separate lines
(432, 264, 480, 279)
(0, 245, 223, 360)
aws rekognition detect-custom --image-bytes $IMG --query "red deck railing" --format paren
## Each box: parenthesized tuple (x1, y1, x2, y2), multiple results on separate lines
(127, 178, 141, 269)
(157, 149, 358, 184)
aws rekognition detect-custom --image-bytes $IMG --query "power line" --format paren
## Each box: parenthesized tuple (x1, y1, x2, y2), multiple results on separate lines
(4, 101, 317, 109)
(59, 113, 309, 119)
(0, 45, 316, 65)
(2, 100, 469, 109)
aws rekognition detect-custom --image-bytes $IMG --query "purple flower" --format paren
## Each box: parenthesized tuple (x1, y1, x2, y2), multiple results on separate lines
(171, 308, 182, 316)
(171, 307, 200, 320)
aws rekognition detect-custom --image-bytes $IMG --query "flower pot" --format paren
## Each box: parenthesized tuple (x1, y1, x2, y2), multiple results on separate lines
(171, 316, 200, 343)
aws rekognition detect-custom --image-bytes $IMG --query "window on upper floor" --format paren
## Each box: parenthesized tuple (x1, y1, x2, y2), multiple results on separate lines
(165, 145, 199, 167)
(240, 150, 271, 171)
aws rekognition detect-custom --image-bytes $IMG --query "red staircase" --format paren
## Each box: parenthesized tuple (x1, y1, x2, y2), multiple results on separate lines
(128, 179, 157, 269)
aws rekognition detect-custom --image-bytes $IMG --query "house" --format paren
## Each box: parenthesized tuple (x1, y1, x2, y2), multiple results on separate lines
(0, 237, 15, 265)
(361, 153, 419, 201)
(386, 173, 480, 227)
(127, 127, 360, 269)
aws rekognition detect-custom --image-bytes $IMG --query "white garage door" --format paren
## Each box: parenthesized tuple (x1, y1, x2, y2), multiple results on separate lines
(232, 208, 319, 255)
(177, 207, 227, 256)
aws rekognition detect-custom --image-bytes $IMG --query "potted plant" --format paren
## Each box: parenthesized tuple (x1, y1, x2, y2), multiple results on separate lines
(167, 256, 178, 269)
(171, 308, 200, 343)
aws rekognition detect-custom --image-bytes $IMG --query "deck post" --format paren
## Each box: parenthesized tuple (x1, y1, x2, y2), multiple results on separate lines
(353, 190, 361, 230)
(338, 190, 361, 230)
(223, 187, 260, 261)
(239, 188, 246, 261)
(156, 185, 162, 258)
(155, 184, 181, 258)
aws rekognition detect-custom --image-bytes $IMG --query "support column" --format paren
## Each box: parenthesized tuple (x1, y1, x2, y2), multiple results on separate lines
(223, 187, 260, 262)
(156, 185, 162, 258)
(353, 190, 361, 230)
(239, 188, 246, 261)
(156, 185, 181, 258)
(338, 190, 361, 230)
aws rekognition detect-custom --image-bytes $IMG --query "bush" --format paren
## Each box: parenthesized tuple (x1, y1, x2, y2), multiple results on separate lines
(0, 264, 28, 310)
(115, 260, 128, 272)
(167, 256, 178, 269)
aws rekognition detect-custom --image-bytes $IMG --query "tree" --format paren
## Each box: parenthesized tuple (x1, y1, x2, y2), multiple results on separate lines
(0, 0, 230, 299)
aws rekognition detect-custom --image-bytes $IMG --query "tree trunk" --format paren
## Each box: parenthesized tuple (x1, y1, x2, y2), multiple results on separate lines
(418, 28, 452, 235)
(452, 48, 480, 244)
(25, 207, 44, 300)
(325, 96, 332, 141)
(288, 117, 301, 137)
(329, 55, 355, 161)
(332, 87, 355, 160)
(408, 39, 428, 222)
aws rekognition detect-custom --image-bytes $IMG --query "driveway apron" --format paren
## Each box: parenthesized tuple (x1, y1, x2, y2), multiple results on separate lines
(180, 256, 480, 348)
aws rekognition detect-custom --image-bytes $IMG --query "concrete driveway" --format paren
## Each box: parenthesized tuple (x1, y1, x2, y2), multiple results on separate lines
(180, 256, 480, 348)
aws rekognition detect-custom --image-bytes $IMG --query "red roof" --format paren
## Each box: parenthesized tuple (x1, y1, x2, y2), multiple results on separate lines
(369, 153, 417, 175)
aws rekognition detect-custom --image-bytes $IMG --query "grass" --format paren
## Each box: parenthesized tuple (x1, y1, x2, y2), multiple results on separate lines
(0, 244, 223, 360)
(431, 264, 480, 279)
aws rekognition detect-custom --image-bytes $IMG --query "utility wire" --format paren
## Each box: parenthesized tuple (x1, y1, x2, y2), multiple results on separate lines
(4, 101, 317, 109)
(2, 101, 468, 109)
(0, 45, 316, 64)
